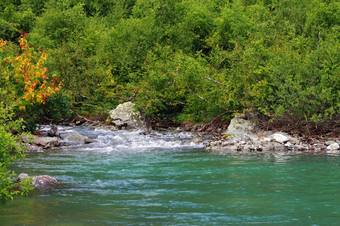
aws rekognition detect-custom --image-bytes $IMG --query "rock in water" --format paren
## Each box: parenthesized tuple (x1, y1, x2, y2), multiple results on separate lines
(32, 175, 59, 188)
(16, 173, 29, 182)
(16, 173, 59, 189)
(33, 136, 59, 149)
(192, 138, 203, 144)
(325, 141, 336, 146)
(60, 132, 90, 143)
(108, 102, 147, 130)
(206, 115, 301, 153)
(47, 125, 60, 137)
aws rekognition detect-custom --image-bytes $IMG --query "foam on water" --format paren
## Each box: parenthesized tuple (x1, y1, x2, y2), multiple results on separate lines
(46, 126, 204, 153)
(93, 131, 203, 153)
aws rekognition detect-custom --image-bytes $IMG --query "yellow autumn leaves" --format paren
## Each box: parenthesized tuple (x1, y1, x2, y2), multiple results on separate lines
(0, 33, 62, 109)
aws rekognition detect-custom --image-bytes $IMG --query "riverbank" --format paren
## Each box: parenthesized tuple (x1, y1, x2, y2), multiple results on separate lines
(24, 101, 339, 154)
(27, 114, 339, 155)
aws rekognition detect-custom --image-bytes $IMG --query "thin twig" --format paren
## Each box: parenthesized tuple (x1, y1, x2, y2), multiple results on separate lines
(187, 87, 233, 112)
(203, 76, 228, 87)
(75, 102, 111, 112)
(74, 110, 99, 124)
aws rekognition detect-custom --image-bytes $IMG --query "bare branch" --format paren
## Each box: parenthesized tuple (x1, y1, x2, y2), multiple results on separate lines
(75, 102, 111, 112)
(203, 76, 228, 87)
(187, 87, 233, 112)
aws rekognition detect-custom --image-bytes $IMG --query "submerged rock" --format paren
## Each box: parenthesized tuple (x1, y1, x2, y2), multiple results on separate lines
(108, 102, 147, 130)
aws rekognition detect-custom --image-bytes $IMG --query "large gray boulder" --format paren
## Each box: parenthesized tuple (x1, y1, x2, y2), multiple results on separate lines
(33, 136, 59, 149)
(224, 115, 257, 140)
(60, 132, 91, 143)
(108, 102, 147, 130)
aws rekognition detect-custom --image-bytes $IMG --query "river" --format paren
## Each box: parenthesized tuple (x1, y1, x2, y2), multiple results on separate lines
(1, 126, 340, 225)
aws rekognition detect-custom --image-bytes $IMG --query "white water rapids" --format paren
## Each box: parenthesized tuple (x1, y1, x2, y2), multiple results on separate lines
(39, 125, 204, 153)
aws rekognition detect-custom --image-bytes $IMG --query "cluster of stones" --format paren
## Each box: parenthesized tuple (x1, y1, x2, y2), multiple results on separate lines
(16, 173, 59, 189)
(24, 125, 93, 152)
(205, 116, 340, 154)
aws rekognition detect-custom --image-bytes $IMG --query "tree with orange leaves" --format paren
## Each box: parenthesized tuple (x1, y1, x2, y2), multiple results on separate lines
(1, 32, 62, 109)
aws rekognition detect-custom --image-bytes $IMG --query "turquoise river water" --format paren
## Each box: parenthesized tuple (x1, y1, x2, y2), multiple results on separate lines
(1, 126, 340, 225)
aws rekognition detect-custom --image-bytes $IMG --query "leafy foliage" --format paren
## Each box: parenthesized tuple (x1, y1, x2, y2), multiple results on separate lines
(1, 33, 69, 129)
(0, 0, 339, 199)
(0, 103, 34, 200)
(1, 0, 339, 123)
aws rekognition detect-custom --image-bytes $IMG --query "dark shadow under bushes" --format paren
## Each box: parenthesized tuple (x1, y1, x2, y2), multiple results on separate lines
(256, 114, 340, 140)
(20, 92, 73, 131)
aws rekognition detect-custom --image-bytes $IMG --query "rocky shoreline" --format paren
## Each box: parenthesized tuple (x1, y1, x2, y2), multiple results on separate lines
(25, 102, 339, 155)
(203, 115, 339, 154)
(24, 126, 94, 152)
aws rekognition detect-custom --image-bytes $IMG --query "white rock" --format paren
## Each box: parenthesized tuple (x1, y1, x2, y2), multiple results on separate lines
(270, 133, 289, 144)
(285, 142, 292, 147)
(191, 138, 203, 144)
(325, 141, 336, 146)
(16, 173, 29, 182)
(224, 116, 257, 140)
(327, 143, 339, 150)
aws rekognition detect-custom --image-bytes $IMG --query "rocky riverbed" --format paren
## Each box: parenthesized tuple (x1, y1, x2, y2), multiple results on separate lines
(25, 102, 340, 155)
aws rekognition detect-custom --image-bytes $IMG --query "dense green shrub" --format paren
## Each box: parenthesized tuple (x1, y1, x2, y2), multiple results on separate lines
(135, 45, 225, 122)
(0, 103, 34, 200)
(1, 0, 338, 125)
(20, 91, 74, 131)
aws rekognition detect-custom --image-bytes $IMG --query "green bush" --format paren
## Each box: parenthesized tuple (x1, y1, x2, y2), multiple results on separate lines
(2, 0, 338, 125)
(0, 103, 34, 200)
(135, 45, 225, 123)
(20, 91, 74, 131)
